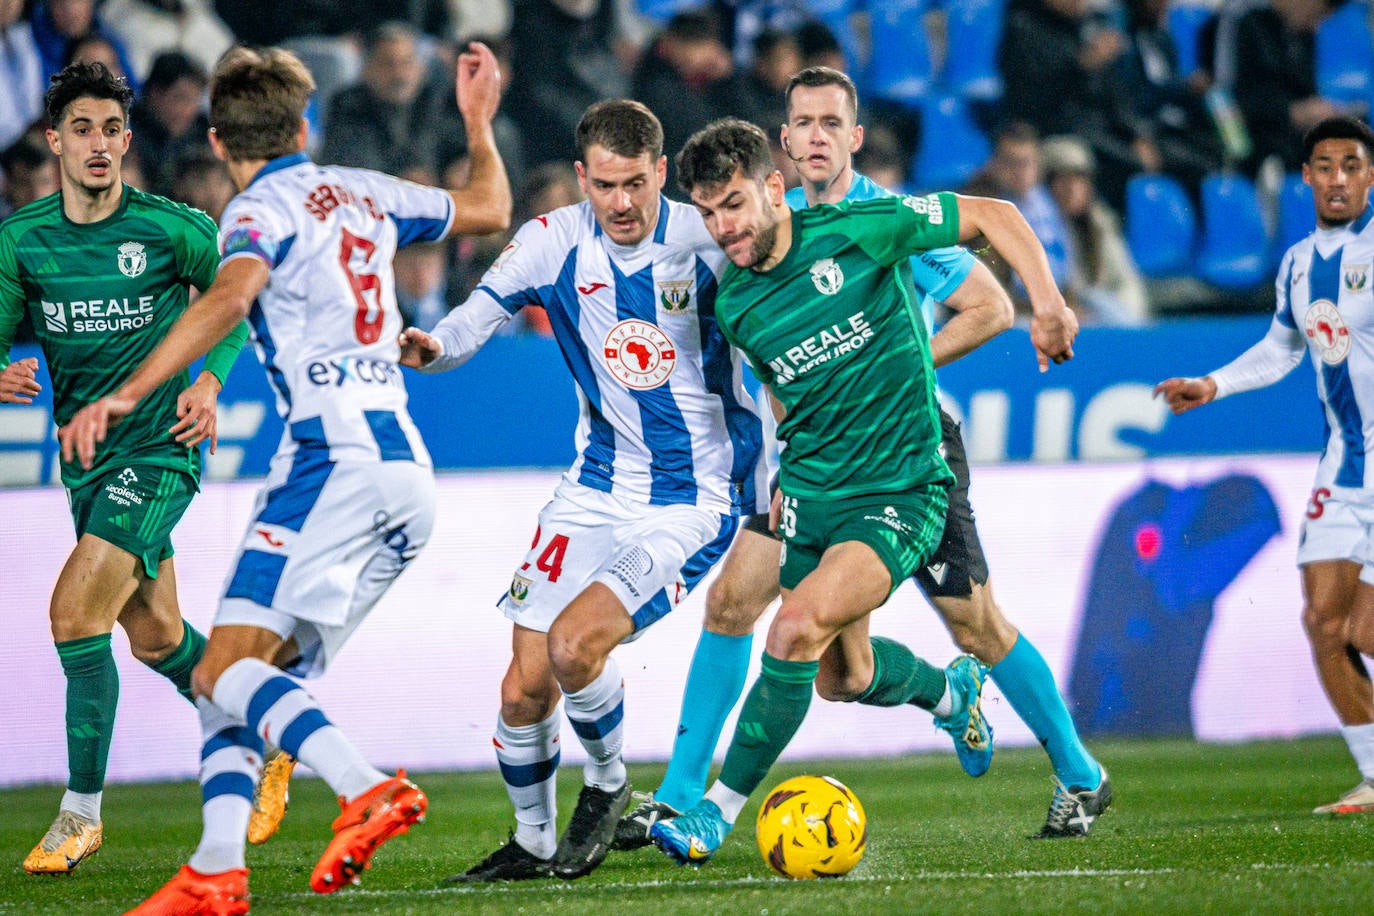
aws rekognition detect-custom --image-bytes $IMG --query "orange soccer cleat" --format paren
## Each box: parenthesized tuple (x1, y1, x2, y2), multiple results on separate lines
(309, 770, 427, 894)
(125, 864, 249, 916)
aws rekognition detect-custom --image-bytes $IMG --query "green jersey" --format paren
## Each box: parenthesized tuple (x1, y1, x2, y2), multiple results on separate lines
(716, 192, 959, 500)
(0, 186, 247, 488)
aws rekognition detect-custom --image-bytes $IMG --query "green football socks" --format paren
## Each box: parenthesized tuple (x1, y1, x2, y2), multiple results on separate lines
(57, 633, 119, 794)
(146, 620, 207, 703)
(856, 635, 949, 709)
(718, 653, 818, 797)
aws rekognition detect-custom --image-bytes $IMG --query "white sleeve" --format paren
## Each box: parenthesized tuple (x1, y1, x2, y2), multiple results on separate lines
(1210, 318, 1307, 399)
(354, 169, 455, 246)
(421, 290, 513, 373)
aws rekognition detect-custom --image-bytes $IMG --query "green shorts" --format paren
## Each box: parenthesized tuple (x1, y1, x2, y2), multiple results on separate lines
(777, 484, 949, 593)
(68, 463, 197, 578)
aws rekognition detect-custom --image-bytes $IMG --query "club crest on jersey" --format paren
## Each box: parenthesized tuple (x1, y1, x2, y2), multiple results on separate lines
(602, 319, 677, 389)
(491, 239, 520, 272)
(508, 572, 532, 605)
(658, 279, 693, 312)
(117, 241, 147, 278)
(1305, 299, 1351, 365)
(1345, 264, 1369, 292)
(809, 258, 844, 295)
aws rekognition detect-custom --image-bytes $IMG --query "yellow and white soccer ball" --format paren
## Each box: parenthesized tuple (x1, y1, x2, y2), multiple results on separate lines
(755, 774, 866, 879)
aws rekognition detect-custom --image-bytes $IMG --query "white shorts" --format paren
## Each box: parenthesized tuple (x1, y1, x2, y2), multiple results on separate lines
(1297, 484, 1374, 582)
(499, 479, 738, 636)
(216, 453, 435, 677)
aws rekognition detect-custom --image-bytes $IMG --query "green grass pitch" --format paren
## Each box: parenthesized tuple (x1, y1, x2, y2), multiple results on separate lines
(2, 737, 1372, 914)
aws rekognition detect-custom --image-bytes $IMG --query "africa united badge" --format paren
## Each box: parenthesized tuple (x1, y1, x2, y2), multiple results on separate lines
(603, 319, 677, 389)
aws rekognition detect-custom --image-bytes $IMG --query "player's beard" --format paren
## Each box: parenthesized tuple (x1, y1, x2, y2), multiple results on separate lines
(746, 215, 780, 268)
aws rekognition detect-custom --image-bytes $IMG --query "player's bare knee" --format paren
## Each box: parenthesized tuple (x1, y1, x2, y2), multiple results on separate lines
(1303, 600, 1351, 650)
(704, 576, 766, 636)
(767, 602, 827, 660)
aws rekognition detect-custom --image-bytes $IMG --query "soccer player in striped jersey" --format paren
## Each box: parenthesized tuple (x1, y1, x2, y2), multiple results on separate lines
(651, 116, 1080, 866)
(1156, 116, 1374, 817)
(61, 42, 511, 912)
(0, 61, 249, 875)
(397, 99, 770, 882)
(618, 66, 1108, 849)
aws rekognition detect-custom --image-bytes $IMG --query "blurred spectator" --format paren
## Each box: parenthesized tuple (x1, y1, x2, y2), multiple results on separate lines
(963, 121, 1073, 304)
(708, 0, 810, 68)
(213, 0, 450, 45)
(168, 147, 235, 222)
(396, 241, 452, 331)
(100, 0, 233, 82)
(65, 32, 127, 75)
(999, 0, 1144, 210)
(0, 0, 44, 150)
(738, 28, 803, 133)
(446, 0, 513, 39)
(1, 135, 59, 219)
(632, 11, 746, 191)
(1211, 0, 1342, 175)
(506, 0, 631, 167)
(321, 21, 462, 175)
(1116, 0, 1224, 199)
(130, 51, 210, 197)
(1042, 135, 1150, 325)
(853, 122, 909, 193)
(795, 17, 845, 71)
(30, 0, 138, 89)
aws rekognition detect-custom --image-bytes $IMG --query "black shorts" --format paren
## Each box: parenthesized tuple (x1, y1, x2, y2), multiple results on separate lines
(911, 408, 990, 599)
(741, 409, 990, 599)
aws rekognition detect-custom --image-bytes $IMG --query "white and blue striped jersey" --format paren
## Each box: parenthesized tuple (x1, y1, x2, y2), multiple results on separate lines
(218, 153, 453, 466)
(427, 197, 766, 515)
(1275, 204, 1374, 489)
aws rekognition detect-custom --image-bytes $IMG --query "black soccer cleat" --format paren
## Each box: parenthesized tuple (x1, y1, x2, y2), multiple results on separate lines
(1032, 766, 1113, 839)
(443, 832, 552, 883)
(611, 792, 680, 851)
(550, 782, 632, 879)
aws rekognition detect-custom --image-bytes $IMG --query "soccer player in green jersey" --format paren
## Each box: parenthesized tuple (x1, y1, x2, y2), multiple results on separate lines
(651, 117, 1080, 865)
(0, 61, 250, 875)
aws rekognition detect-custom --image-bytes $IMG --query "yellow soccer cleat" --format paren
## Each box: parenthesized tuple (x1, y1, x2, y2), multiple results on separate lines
(23, 809, 103, 875)
(247, 749, 296, 845)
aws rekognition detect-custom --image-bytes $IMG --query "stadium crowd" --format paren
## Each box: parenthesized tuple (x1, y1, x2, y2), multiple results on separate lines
(1, 0, 1372, 330)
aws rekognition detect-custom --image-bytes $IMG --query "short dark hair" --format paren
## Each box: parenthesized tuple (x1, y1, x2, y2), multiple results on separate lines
(210, 46, 315, 161)
(575, 99, 663, 161)
(784, 66, 858, 121)
(1304, 116, 1374, 162)
(45, 61, 134, 125)
(676, 117, 773, 196)
(662, 10, 720, 43)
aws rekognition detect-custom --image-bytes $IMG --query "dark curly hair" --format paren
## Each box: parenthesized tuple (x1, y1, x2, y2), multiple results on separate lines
(676, 117, 773, 196)
(1303, 116, 1374, 163)
(45, 61, 134, 126)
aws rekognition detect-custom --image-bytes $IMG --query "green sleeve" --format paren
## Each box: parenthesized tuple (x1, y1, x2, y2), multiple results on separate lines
(175, 205, 246, 385)
(202, 320, 249, 386)
(846, 192, 962, 268)
(0, 230, 25, 369)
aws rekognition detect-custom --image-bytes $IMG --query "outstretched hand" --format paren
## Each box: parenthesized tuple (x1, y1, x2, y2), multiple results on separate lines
(0, 357, 42, 403)
(398, 328, 443, 369)
(1153, 376, 1217, 415)
(455, 41, 502, 127)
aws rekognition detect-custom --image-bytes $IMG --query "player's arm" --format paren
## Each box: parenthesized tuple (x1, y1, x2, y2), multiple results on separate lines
(443, 41, 512, 238)
(398, 290, 512, 371)
(930, 259, 1015, 369)
(0, 233, 42, 404)
(59, 257, 270, 468)
(1153, 318, 1305, 414)
(950, 194, 1077, 371)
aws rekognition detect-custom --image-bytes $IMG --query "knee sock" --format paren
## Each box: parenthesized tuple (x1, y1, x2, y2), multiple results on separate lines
(189, 697, 262, 874)
(144, 620, 207, 703)
(57, 634, 119, 803)
(1341, 723, 1374, 781)
(715, 654, 818, 818)
(656, 630, 752, 812)
(855, 636, 949, 710)
(990, 633, 1099, 789)
(562, 658, 626, 792)
(494, 713, 561, 859)
(214, 657, 385, 802)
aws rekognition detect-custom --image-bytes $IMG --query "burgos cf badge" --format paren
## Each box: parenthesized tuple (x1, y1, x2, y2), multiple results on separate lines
(603, 319, 677, 389)
(117, 241, 147, 279)
(809, 258, 844, 295)
(1345, 264, 1369, 292)
(1305, 299, 1351, 365)
(658, 279, 692, 312)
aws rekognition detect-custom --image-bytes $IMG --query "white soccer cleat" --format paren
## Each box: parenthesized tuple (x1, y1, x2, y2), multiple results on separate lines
(1313, 779, 1374, 815)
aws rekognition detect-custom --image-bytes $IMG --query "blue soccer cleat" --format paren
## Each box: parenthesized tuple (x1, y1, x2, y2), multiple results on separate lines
(934, 654, 994, 777)
(649, 799, 731, 867)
